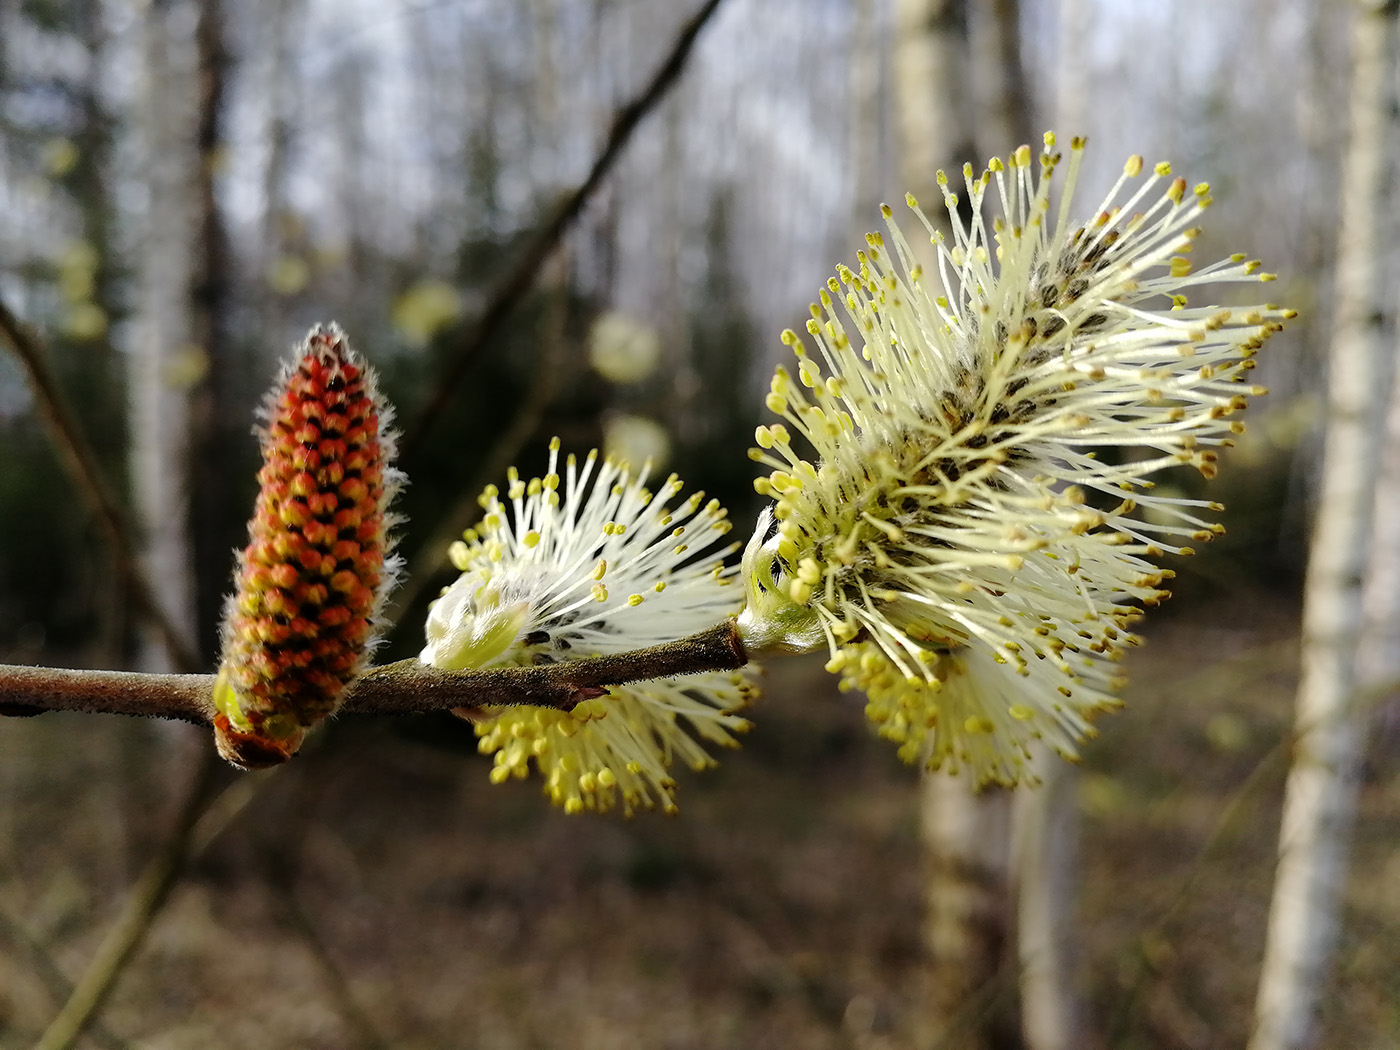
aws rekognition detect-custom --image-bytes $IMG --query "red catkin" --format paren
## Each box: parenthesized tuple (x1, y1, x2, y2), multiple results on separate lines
(213, 324, 400, 768)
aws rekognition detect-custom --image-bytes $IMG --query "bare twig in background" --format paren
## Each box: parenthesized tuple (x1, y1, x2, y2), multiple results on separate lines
(0, 300, 203, 674)
(26, 753, 267, 1050)
(389, 256, 577, 633)
(0, 907, 134, 1050)
(281, 893, 392, 1050)
(1108, 641, 1400, 1048)
(400, 0, 727, 455)
(264, 803, 392, 1050)
(32, 749, 222, 1050)
(0, 620, 749, 724)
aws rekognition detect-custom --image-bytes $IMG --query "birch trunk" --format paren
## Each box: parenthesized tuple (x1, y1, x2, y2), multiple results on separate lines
(969, 0, 1033, 157)
(895, 4, 1018, 1048)
(893, 0, 975, 210)
(129, 0, 202, 671)
(1249, 5, 1396, 1049)
(1011, 749, 1081, 1050)
(1010, 3, 1088, 1043)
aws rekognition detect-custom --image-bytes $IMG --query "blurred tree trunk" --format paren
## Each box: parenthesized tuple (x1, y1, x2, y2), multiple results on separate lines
(1008, 3, 1088, 1045)
(257, 0, 301, 350)
(129, 0, 202, 671)
(1011, 750, 1080, 1050)
(1053, 0, 1089, 136)
(969, 0, 1033, 157)
(894, 0, 975, 212)
(1249, 4, 1397, 1050)
(894, 4, 1019, 1049)
(191, 0, 231, 658)
(848, 0, 882, 238)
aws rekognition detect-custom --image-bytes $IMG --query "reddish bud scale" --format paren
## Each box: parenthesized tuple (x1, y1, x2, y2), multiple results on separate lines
(214, 324, 400, 768)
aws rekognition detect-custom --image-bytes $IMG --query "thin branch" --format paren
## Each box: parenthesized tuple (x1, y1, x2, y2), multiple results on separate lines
(0, 907, 134, 1050)
(33, 749, 223, 1050)
(29, 751, 269, 1050)
(0, 299, 204, 673)
(400, 0, 727, 455)
(266, 819, 393, 1050)
(387, 256, 576, 636)
(0, 621, 749, 725)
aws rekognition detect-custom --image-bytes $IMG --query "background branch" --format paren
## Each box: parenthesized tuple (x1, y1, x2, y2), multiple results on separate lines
(32, 750, 222, 1050)
(0, 907, 134, 1050)
(0, 299, 203, 673)
(31, 751, 268, 1050)
(399, 0, 727, 455)
(387, 254, 576, 635)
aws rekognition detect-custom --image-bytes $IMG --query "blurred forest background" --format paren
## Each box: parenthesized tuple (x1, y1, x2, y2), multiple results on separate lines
(0, 0, 1396, 1048)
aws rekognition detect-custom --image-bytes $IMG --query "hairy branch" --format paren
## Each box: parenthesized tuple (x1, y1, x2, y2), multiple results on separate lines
(0, 621, 749, 725)
(0, 299, 204, 673)
(400, 0, 727, 454)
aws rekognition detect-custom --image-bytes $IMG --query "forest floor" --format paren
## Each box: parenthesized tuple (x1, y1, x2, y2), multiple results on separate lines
(1, 583, 1397, 1050)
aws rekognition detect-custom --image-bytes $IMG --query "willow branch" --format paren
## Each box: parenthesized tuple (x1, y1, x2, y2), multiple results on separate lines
(0, 621, 749, 724)
(0, 299, 203, 673)
(400, 0, 726, 454)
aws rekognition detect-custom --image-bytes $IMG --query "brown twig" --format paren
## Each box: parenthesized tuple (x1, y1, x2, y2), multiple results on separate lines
(387, 256, 576, 634)
(32, 748, 224, 1050)
(0, 299, 204, 673)
(0, 907, 134, 1050)
(400, 0, 727, 456)
(0, 621, 749, 725)
(267, 818, 393, 1050)
(28, 750, 269, 1050)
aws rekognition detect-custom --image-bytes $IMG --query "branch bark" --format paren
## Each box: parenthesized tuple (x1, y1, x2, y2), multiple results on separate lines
(0, 621, 748, 726)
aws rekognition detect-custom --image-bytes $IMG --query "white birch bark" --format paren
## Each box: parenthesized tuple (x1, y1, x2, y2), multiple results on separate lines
(1012, 748, 1081, 1050)
(129, 0, 201, 671)
(919, 775, 1014, 1049)
(894, 5, 1014, 1048)
(1249, 4, 1397, 1049)
(1053, 0, 1090, 137)
(1010, 4, 1088, 1043)
(1363, 305, 1400, 751)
